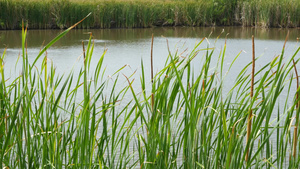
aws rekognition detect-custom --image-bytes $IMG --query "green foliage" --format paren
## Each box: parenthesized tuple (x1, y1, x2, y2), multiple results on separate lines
(0, 0, 299, 29)
(1, 18, 300, 168)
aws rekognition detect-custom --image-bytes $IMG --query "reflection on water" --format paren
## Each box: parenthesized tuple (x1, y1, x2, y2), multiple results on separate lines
(0, 27, 299, 48)
(0, 27, 299, 90)
(0, 27, 299, 96)
(1, 27, 299, 108)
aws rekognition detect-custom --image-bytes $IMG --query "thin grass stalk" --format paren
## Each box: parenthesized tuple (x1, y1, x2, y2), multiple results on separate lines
(82, 40, 87, 97)
(292, 59, 299, 158)
(150, 33, 154, 111)
(22, 22, 33, 168)
(81, 40, 87, 167)
(246, 35, 255, 162)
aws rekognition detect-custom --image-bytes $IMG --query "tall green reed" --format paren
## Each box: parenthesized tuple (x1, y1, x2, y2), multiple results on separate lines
(1, 18, 300, 168)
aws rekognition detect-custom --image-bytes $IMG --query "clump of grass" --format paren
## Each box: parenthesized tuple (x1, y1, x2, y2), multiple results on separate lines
(237, 0, 300, 27)
(0, 0, 299, 29)
(1, 18, 300, 168)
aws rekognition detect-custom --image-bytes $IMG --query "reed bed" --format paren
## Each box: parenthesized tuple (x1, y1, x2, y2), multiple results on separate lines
(0, 0, 299, 30)
(1, 21, 300, 169)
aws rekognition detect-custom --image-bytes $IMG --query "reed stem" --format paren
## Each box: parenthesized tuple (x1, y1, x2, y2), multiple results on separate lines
(151, 33, 154, 110)
(293, 59, 299, 158)
(246, 35, 255, 162)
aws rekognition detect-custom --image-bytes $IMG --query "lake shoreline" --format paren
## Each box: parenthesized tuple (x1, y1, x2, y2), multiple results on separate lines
(0, 0, 299, 30)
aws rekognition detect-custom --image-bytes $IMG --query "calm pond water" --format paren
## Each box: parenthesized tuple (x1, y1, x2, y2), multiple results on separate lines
(0, 27, 299, 95)
(0, 27, 299, 117)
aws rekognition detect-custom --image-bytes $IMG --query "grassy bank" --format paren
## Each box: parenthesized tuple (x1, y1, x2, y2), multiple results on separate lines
(1, 20, 300, 168)
(0, 0, 299, 29)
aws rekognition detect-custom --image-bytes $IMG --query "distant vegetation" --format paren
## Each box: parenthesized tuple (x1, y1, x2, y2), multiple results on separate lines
(0, 0, 299, 29)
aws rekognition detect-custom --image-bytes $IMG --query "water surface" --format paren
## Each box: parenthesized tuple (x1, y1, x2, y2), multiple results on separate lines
(1, 27, 299, 92)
